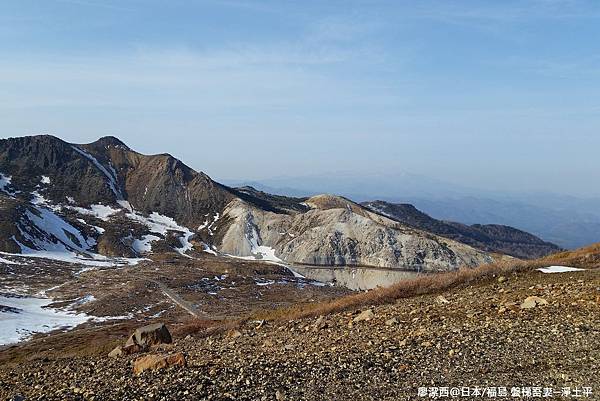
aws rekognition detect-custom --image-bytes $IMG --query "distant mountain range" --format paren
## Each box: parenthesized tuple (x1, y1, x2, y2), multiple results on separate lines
(224, 175, 600, 249)
(362, 201, 560, 259)
(0, 135, 560, 272)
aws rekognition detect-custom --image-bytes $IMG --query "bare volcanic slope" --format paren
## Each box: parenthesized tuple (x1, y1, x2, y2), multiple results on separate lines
(363, 200, 561, 259)
(219, 193, 493, 271)
(0, 134, 493, 271)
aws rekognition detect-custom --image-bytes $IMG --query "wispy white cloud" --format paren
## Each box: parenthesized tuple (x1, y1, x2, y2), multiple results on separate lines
(0, 43, 403, 112)
(50, 0, 136, 11)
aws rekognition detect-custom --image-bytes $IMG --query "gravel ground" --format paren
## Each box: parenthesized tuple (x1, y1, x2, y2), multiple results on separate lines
(1, 268, 599, 401)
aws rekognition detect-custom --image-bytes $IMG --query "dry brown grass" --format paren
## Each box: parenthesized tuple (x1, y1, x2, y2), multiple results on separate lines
(249, 259, 524, 322)
(177, 243, 600, 336)
(538, 242, 600, 267)
(249, 243, 600, 322)
(0, 322, 136, 365)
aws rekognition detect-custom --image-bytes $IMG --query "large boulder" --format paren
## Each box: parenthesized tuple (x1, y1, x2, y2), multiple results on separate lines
(133, 352, 186, 375)
(353, 309, 375, 323)
(125, 323, 172, 349)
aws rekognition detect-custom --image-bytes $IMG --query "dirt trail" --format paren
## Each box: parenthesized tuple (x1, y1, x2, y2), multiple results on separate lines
(151, 280, 203, 318)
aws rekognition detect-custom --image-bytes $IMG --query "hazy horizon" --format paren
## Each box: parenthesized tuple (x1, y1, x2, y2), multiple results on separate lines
(1, 0, 600, 197)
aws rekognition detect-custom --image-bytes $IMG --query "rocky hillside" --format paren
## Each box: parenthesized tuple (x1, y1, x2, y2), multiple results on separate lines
(1, 249, 598, 400)
(363, 200, 561, 259)
(0, 135, 235, 225)
(219, 194, 492, 271)
(0, 135, 504, 271)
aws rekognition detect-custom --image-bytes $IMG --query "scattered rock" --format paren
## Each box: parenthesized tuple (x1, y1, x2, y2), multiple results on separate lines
(133, 352, 186, 375)
(498, 276, 507, 283)
(276, 390, 286, 401)
(122, 343, 144, 355)
(108, 346, 123, 358)
(313, 316, 328, 330)
(520, 296, 549, 309)
(3, 252, 599, 400)
(227, 330, 243, 339)
(353, 309, 374, 322)
(436, 295, 450, 304)
(150, 343, 175, 352)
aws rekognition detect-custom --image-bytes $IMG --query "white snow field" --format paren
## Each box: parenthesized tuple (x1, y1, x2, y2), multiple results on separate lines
(537, 265, 585, 273)
(14, 204, 144, 267)
(65, 204, 120, 221)
(126, 211, 194, 255)
(0, 295, 91, 346)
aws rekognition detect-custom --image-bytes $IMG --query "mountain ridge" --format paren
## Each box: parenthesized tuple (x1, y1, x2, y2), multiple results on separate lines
(226, 178, 600, 249)
(0, 135, 557, 270)
(362, 200, 561, 259)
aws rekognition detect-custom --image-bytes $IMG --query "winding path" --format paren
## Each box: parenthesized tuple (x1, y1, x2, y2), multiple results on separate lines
(151, 280, 203, 318)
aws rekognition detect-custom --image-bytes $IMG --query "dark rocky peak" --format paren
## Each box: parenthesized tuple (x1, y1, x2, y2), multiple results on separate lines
(236, 185, 260, 194)
(469, 224, 550, 245)
(87, 136, 131, 151)
(0, 134, 69, 158)
(0, 134, 121, 205)
(233, 186, 310, 214)
(363, 201, 429, 224)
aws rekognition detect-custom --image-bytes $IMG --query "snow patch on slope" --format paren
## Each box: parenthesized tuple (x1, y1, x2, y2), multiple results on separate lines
(364, 203, 395, 219)
(0, 295, 92, 346)
(202, 243, 218, 255)
(537, 265, 585, 273)
(71, 146, 122, 199)
(0, 173, 15, 196)
(12, 247, 143, 268)
(132, 234, 161, 254)
(21, 207, 95, 252)
(225, 212, 283, 263)
(126, 211, 194, 256)
(16, 204, 143, 267)
(245, 215, 282, 262)
(198, 213, 220, 236)
(66, 204, 120, 221)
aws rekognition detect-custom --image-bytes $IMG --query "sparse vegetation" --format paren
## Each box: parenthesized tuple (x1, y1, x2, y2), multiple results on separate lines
(248, 243, 600, 322)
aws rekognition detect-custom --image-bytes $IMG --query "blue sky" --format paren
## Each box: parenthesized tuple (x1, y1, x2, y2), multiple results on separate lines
(1, 0, 600, 196)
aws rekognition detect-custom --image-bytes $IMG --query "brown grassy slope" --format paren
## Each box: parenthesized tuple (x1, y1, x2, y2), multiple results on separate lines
(248, 243, 600, 322)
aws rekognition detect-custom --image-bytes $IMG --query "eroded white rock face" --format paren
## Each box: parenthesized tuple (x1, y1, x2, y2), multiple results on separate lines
(218, 197, 493, 272)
